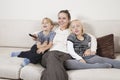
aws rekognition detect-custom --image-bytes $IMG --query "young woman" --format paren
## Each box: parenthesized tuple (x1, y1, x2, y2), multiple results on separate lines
(40, 10, 72, 80)
(65, 19, 120, 70)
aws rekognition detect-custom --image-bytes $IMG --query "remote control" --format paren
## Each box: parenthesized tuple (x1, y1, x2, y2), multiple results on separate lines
(29, 34, 37, 38)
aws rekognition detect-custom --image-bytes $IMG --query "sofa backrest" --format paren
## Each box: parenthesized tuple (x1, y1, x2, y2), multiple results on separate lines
(0, 19, 120, 52)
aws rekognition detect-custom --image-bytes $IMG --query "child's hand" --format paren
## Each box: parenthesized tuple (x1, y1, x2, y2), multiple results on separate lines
(40, 48, 46, 53)
(83, 49, 91, 56)
(33, 37, 37, 41)
(36, 49, 42, 54)
(79, 59, 86, 63)
(31, 34, 37, 41)
(37, 48, 46, 54)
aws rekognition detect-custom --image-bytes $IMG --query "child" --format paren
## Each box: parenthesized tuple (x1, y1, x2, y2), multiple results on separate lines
(65, 19, 120, 69)
(11, 17, 56, 67)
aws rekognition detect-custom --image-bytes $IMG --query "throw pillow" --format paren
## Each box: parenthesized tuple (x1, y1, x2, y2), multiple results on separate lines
(97, 34, 115, 59)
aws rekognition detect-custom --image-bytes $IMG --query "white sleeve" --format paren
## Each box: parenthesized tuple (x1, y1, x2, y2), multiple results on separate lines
(67, 41, 83, 60)
(87, 33, 97, 52)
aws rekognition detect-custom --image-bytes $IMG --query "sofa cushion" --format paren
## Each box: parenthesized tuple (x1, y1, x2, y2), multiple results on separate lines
(68, 68, 120, 80)
(20, 63, 44, 80)
(0, 47, 30, 79)
(0, 57, 23, 79)
(97, 34, 115, 59)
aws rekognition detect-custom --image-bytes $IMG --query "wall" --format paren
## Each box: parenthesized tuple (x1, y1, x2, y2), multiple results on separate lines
(0, 20, 120, 52)
(0, 0, 120, 20)
(0, 0, 120, 52)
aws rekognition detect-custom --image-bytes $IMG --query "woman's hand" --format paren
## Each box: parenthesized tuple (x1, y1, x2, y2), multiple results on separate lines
(79, 59, 86, 63)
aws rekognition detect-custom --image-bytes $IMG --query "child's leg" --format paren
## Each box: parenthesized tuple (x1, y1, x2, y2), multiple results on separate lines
(11, 51, 21, 57)
(86, 55, 120, 68)
(30, 53, 43, 64)
(30, 44, 37, 52)
(65, 59, 112, 70)
(21, 58, 30, 67)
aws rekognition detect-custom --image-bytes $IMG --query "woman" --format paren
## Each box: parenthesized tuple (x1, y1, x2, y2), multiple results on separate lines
(65, 19, 120, 70)
(40, 10, 72, 80)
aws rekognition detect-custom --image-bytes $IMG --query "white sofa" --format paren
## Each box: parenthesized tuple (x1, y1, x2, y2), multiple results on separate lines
(0, 20, 120, 80)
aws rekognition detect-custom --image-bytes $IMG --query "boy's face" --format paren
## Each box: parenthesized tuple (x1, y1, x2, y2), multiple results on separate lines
(70, 21, 83, 35)
(42, 19, 53, 31)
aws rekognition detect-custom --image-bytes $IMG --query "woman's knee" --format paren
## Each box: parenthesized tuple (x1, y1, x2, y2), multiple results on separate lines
(48, 51, 59, 58)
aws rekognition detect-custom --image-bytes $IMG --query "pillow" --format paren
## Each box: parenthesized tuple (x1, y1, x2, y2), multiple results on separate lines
(97, 34, 115, 59)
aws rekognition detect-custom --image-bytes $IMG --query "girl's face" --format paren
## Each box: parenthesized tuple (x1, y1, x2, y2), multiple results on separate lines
(70, 21, 83, 36)
(58, 12, 70, 29)
(42, 19, 53, 31)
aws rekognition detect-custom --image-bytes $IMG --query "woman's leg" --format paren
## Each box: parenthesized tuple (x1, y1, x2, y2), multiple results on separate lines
(41, 50, 72, 80)
(86, 55, 120, 68)
(65, 59, 112, 70)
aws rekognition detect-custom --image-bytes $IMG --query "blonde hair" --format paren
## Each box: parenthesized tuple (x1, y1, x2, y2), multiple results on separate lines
(69, 19, 84, 35)
(42, 17, 54, 26)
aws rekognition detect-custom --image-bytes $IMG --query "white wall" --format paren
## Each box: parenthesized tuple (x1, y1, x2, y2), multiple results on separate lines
(0, 0, 120, 52)
(0, 0, 120, 20)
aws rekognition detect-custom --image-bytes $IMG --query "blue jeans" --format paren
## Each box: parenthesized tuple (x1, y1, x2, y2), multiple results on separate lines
(65, 55, 120, 70)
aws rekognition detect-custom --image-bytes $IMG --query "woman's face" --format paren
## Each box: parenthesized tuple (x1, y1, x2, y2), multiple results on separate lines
(70, 21, 83, 36)
(58, 12, 70, 29)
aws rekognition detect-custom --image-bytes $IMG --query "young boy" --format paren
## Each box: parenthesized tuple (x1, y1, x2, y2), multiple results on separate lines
(11, 17, 56, 67)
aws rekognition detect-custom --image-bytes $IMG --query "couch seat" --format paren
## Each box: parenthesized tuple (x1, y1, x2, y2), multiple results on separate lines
(0, 47, 120, 80)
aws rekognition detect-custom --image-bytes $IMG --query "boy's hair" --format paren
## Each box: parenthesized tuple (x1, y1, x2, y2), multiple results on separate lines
(69, 19, 84, 35)
(42, 17, 54, 26)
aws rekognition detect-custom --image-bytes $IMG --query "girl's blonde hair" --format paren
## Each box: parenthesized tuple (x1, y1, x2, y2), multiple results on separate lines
(42, 17, 54, 26)
(69, 19, 84, 35)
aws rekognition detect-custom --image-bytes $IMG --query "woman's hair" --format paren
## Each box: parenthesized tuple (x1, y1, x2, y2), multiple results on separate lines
(58, 10, 71, 20)
(42, 17, 54, 26)
(69, 19, 84, 35)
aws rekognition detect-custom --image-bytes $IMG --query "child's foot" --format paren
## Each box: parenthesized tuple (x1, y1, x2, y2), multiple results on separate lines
(21, 58, 30, 67)
(11, 51, 21, 57)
